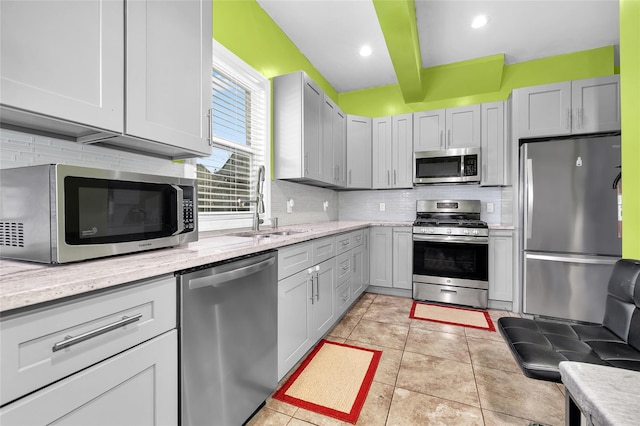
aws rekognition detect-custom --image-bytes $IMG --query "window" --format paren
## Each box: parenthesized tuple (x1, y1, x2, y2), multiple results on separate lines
(196, 42, 270, 231)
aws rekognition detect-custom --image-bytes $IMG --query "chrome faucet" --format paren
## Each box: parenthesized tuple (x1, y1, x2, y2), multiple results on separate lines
(253, 165, 266, 231)
(237, 165, 266, 231)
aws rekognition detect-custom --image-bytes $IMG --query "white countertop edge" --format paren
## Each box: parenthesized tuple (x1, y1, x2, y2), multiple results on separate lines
(560, 361, 640, 426)
(0, 221, 412, 313)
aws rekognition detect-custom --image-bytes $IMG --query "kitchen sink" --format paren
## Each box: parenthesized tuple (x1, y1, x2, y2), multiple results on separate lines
(229, 229, 306, 238)
(267, 230, 305, 236)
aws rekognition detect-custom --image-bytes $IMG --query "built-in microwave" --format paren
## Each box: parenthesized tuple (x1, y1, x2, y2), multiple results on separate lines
(0, 164, 197, 263)
(414, 147, 481, 184)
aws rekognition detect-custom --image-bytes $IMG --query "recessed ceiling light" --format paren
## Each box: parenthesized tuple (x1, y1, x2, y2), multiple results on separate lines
(471, 15, 488, 29)
(359, 45, 372, 57)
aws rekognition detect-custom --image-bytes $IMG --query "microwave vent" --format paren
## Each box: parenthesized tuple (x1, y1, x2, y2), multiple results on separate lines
(0, 222, 25, 248)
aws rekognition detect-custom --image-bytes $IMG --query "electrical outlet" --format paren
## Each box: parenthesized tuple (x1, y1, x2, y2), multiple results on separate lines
(379, 202, 385, 212)
(487, 202, 494, 213)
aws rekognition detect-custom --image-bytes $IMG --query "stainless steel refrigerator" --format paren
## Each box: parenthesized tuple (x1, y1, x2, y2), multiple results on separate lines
(521, 134, 621, 323)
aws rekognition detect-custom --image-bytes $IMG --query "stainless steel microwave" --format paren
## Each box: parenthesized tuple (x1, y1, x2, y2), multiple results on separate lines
(0, 164, 197, 263)
(414, 147, 481, 184)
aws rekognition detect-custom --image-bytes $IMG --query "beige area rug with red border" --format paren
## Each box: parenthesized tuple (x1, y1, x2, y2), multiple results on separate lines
(273, 339, 382, 424)
(410, 301, 496, 331)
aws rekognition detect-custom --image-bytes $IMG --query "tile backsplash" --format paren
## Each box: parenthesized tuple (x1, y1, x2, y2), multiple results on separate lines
(270, 180, 339, 226)
(0, 129, 188, 177)
(338, 185, 504, 224)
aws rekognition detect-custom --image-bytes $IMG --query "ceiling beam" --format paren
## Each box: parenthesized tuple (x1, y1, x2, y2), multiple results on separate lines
(373, 0, 424, 103)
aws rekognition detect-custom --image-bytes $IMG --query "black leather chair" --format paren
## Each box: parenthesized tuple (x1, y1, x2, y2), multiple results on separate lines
(498, 259, 640, 382)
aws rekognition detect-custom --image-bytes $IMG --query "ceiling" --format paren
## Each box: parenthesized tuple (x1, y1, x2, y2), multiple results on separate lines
(256, 0, 620, 94)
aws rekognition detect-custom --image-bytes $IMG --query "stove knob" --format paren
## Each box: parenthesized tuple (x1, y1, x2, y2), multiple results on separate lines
(463, 229, 470, 234)
(446, 229, 452, 234)
(473, 229, 479, 235)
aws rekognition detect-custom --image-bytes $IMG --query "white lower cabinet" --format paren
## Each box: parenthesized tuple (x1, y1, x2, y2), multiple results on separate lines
(369, 226, 412, 290)
(370, 227, 393, 287)
(392, 227, 413, 290)
(0, 331, 177, 425)
(0, 275, 178, 425)
(277, 229, 369, 380)
(489, 229, 514, 302)
(277, 236, 337, 380)
(278, 267, 314, 380)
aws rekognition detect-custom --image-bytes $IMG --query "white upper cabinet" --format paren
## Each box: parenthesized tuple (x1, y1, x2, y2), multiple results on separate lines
(346, 115, 372, 189)
(413, 105, 480, 151)
(571, 75, 621, 134)
(515, 75, 620, 138)
(372, 114, 412, 189)
(274, 72, 346, 187)
(413, 109, 446, 151)
(392, 114, 414, 188)
(322, 95, 346, 186)
(0, 0, 124, 133)
(481, 101, 510, 186)
(125, 0, 212, 156)
(516, 81, 572, 138)
(446, 105, 481, 148)
(0, 0, 212, 159)
(372, 117, 393, 189)
(273, 72, 323, 182)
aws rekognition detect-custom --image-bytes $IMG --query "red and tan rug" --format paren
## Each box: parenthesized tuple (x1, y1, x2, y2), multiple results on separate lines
(410, 301, 496, 331)
(273, 339, 382, 424)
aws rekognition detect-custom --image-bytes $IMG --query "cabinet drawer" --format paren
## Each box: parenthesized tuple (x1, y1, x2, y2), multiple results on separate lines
(313, 236, 336, 264)
(278, 241, 313, 279)
(351, 230, 364, 248)
(336, 251, 352, 287)
(0, 275, 176, 406)
(0, 330, 177, 425)
(413, 282, 488, 309)
(336, 232, 353, 255)
(335, 279, 352, 317)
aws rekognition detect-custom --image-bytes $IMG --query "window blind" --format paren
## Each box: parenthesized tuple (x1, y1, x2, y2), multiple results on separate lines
(197, 64, 267, 216)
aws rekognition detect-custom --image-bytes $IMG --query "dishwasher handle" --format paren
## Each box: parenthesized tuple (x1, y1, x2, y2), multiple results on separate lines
(182, 254, 276, 290)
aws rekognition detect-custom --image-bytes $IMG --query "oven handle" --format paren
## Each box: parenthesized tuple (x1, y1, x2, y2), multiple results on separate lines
(412, 235, 489, 244)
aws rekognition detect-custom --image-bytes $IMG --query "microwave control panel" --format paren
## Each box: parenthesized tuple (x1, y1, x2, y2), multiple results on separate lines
(463, 155, 478, 177)
(182, 186, 196, 232)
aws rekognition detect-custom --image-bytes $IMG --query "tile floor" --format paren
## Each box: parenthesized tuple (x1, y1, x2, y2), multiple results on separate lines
(249, 293, 566, 426)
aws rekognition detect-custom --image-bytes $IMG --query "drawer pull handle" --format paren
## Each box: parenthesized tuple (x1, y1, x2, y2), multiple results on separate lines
(52, 313, 143, 352)
(440, 289, 457, 294)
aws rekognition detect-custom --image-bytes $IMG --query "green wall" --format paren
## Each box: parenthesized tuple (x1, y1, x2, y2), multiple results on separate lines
(338, 46, 616, 116)
(212, 0, 337, 102)
(620, 0, 640, 259)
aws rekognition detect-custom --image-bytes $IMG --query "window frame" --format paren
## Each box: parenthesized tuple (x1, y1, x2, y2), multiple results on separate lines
(193, 41, 271, 232)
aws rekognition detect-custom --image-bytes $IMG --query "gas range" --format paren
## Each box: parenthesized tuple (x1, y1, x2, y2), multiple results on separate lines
(412, 199, 489, 309)
(412, 200, 489, 239)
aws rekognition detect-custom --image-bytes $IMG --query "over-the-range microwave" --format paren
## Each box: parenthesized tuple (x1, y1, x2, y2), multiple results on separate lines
(414, 147, 481, 184)
(0, 164, 197, 264)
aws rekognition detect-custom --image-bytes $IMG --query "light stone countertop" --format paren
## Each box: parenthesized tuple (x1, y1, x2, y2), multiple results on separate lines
(488, 224, 515, 230)
(560, 361, 640, 426)
(0, 221, 412, 314)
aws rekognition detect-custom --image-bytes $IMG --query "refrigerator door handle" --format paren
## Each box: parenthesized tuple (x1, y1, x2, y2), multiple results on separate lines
(527, 253, 618, 265)
(526, 158, 533, 239)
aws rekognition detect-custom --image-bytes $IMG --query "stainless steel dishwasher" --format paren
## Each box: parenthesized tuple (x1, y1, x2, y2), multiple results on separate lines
(178, 251, 277, 426)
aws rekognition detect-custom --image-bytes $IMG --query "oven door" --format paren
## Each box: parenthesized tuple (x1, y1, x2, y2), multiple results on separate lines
(412, 235, 489, 288)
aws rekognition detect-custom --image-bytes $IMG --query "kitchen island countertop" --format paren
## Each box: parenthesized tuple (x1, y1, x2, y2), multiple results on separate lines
(0, 221, 411, 314)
